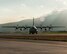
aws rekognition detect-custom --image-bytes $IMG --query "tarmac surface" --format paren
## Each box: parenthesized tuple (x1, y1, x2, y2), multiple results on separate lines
(0, 39, 67, 54)
(0, 33, 67, 36)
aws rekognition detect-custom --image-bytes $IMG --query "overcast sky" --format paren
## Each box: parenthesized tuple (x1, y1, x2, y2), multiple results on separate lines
(0, 0, 67, 24)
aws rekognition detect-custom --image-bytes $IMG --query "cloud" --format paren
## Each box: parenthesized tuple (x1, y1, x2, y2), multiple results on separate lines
(1, 0, 67, 24)
(21, 4, 27, 7)
(63, 1, 67, 6)
(39, 5, 44, 8)
(56, 0, 67, 6)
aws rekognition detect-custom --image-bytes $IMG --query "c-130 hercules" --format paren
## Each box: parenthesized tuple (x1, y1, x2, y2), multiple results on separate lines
(2, 18, 64, 34)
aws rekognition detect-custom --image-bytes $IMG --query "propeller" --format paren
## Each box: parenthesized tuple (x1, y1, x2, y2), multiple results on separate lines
(47, 24, 53, 31)
(39, 24, 43, 30)
(23, 25, 27, 30)
(15, 25, 19, 31)
(44, 28, 47, 31)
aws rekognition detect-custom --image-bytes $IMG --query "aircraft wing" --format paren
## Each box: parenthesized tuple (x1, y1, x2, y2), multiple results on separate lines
(46, 26, 65, 28)
(17, 26, 31, 28)
(36, 26, 47, 28)
(36, 26, 65, 28)
(2, 26, 31, 28)
(2, 25, 65, 29)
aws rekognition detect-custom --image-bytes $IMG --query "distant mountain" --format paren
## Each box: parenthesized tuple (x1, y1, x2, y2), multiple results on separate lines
(1, 18, 43, 26)
(0, 18, 44, 32)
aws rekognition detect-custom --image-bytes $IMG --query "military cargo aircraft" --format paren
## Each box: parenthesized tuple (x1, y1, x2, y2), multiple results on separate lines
(2, 18, 65, 34)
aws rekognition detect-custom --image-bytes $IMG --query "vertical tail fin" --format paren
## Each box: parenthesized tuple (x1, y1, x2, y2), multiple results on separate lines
(33, 17, 34, 26)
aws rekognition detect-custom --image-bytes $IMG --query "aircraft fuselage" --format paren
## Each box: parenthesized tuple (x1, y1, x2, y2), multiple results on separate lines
(29, 26, 38, 34)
